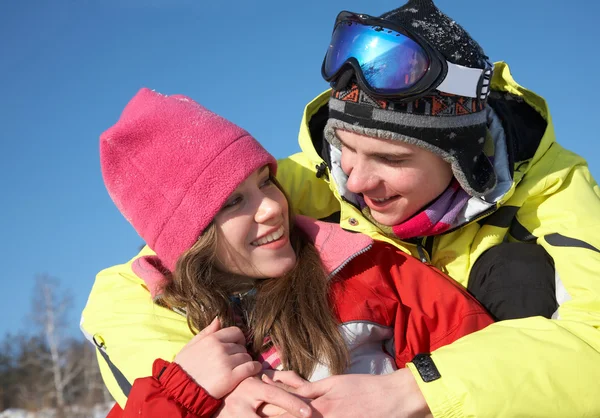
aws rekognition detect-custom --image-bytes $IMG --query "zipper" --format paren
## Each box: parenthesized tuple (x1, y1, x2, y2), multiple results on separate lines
(230, 289, 257, 338)
(412, 202, 500, 264)
(416, 237, 431, 264)
(413, 203, 498, 264)
(328, 244, 373, 279)
(230, 288, 257, 305)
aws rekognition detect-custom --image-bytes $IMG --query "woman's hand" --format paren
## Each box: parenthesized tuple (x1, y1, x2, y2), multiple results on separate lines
(215, 375, 312, 418)
(174, 317, 262, 399)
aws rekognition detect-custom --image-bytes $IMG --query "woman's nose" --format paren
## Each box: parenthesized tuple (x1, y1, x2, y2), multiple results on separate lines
(254, 195, 282, 223)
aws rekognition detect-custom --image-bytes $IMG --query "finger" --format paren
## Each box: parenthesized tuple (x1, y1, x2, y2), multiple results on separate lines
(290, 381, 329, 399)
(277, 409, 322, 418)
(232, 406, 261, 418)
(231, 360, 263, 383)
(261, 374, 298, 394)
(260, 384, 312, 418)
(262, 370, 308, 389)
(231, 408, 261, 418)
(222, 342, 251, 355)
(194, 316, 221, 340)
(257, 402, 286, 417)
(213, 326, 247, 345)
(227, 352, 255, 368)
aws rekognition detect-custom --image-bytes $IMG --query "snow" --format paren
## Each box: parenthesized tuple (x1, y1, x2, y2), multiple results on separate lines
(0, 403, 113, 418)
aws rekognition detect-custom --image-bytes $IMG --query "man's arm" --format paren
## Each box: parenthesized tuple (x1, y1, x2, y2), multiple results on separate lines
(407, 143, 600, 417)
(286, 144, 600, 418)
(81, 247, 193, 407)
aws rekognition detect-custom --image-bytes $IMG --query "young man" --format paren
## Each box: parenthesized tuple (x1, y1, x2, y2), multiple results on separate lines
(82, 0, 600, 416)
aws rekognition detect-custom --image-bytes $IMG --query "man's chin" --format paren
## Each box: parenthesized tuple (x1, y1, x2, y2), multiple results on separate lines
(369, 209, 406, 226)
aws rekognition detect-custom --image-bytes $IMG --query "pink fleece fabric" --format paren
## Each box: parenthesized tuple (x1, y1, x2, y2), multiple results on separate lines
(101, 88, 276, 271)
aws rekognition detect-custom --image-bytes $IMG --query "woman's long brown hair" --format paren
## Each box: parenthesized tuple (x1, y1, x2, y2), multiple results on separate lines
(158, 183, 349, 378)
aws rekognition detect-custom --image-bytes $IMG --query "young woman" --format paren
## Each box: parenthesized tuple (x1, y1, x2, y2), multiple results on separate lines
(100, 88, 493, 417)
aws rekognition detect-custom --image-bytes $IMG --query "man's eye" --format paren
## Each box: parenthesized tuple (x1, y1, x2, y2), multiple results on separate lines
(380, 156, 404, 165)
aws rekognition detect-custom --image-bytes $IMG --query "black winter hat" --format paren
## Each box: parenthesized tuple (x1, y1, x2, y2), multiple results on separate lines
(381, 0, 489, 69)
(325, 0, 496, 198)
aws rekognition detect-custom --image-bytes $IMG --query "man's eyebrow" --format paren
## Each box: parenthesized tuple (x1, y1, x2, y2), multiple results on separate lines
(371, 151, 413, 159)
(338, 137, 412, 159)
(337, 137, 355, 152)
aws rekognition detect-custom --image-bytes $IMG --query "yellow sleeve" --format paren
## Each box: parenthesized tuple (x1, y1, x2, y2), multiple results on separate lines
(80, 248, 193, 408)
(408, 144, 600, 417)
(276, 153, 340, 220)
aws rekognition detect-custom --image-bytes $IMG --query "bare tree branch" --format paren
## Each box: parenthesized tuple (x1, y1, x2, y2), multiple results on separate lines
(29, 274, 76, 409)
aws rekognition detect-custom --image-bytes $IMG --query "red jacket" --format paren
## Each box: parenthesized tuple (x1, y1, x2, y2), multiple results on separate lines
(109, 218, 493, 417)
(106, 358, 221, 418)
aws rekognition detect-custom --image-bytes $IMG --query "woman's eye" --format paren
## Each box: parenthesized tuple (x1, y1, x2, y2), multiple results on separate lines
(260, 177, 274, 188)
(223, 196, 242, 209)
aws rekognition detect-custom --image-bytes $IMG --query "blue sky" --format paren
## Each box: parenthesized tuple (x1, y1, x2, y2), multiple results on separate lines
(1, 0, 599, 338)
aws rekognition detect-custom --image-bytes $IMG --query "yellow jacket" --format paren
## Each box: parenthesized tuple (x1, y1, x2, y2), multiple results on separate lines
(82, 62, 600, 416)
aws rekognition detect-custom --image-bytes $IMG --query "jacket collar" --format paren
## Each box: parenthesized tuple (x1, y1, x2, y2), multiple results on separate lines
(294, 216, 372, 277)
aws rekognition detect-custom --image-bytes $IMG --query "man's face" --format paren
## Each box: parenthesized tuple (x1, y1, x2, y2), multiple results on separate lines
(337, 129, 454, 226)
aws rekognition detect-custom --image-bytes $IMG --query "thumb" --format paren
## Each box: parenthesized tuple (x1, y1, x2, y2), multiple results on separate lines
(262, 372, 307, 391)
(196, 316, 221, 339)
(291, 380, 329, 399)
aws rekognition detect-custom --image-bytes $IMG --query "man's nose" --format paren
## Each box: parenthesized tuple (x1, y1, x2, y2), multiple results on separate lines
(344, 159, 378, 194)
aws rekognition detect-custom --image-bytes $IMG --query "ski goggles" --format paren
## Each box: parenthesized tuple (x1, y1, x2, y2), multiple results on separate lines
(322, 11, 492, 100)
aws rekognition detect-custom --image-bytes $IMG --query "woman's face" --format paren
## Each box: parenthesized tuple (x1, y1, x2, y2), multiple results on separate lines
(213, 166, 296, 278)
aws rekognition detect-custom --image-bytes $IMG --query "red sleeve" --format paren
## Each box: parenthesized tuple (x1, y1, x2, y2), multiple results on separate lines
(331, 242, 494, 368)
(113, 358, 222, 418)
(106, 402, 124, 418)
(381, 245, 495, 366)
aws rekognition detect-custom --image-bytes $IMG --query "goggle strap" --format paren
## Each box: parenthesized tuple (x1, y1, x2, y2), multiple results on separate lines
(436, 62, 489, 99)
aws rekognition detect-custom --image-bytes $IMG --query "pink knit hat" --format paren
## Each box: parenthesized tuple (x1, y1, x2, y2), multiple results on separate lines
(100, 88, 277, 271)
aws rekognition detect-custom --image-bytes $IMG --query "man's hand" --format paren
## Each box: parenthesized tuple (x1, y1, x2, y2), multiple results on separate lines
(214, 375, 312, 418)
(279, 369, 432, 418)
(261, 370, 309, 394)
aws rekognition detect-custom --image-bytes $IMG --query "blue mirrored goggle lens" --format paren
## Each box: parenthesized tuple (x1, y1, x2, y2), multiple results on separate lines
(324, 21, 430, 94)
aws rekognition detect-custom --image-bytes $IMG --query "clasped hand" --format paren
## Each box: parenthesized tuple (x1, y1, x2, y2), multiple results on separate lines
(173, 317, 311, 418)
(174, 318, 430, 417)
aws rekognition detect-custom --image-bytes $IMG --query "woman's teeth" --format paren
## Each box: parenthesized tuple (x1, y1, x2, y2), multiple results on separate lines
(252, 226, 284, 246)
